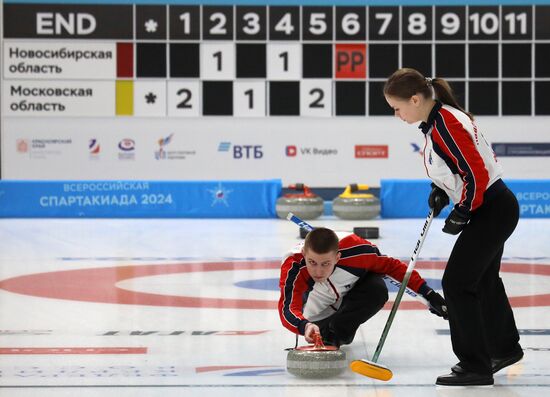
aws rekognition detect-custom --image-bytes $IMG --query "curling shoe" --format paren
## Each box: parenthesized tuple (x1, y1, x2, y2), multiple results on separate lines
(436, 371, 494, 386)
(451, 346, 524, 375)
(492, 347, 524, 374)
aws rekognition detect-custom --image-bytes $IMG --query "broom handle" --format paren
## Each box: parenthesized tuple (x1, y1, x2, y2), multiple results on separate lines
(372, 211, 434, 363)
(286, 212, 314, 232)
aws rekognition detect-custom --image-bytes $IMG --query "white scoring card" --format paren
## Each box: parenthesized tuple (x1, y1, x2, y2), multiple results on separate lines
(300, 79, 332, 117)
(133, 81, 167, 117)
(234, 81, 266, 117)
(201, 42, 235, 80)
(167, 80, 200, 117)
(267, 43, 301, 81)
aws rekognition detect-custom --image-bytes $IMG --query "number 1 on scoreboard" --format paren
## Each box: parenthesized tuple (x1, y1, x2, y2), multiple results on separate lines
(170, 5, 199, 40)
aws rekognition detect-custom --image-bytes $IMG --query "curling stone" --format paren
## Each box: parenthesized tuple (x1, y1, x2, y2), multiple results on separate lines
(286, 333, 347, 378)
(333, 184, 381, 220)
(276, 183, 324, 220)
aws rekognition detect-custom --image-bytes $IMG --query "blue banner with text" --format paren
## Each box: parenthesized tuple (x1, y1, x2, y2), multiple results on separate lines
(0, 180, 282, 218)
(381, 179, 550, 218)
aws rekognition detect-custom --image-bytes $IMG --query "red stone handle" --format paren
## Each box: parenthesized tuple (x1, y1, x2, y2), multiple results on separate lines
(313, 332, 325, 349)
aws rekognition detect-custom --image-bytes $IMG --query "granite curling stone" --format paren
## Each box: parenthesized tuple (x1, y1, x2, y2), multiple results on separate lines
(276, 183, 324, 220)
(333, 184, 381, 220)
(286, 334, 347, 378)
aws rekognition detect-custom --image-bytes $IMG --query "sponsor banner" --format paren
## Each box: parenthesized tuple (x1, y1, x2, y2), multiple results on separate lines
(155, 133, 196, 160)
(355, 145, 388, 158)
(0, 180, 281, 218)
(88, 138, 101, 159)
(381, 179, 550, 218)
(3, 117, 550, 185)
(285, 145, 297, 157)
(492, 143, 550, 157)
(118, 138, 135, 160)
(3, 80, 114, 116)
(218, 142, 264, 159)
(513, 181, 550, 217)
(16, 137, 72, 159)
(4, 41, 116, 79)
(284, 145, 338, 157)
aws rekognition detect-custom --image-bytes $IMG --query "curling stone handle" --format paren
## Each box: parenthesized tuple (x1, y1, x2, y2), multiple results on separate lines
(313, 332, 325, 349)
(347, 184, 370, 194)
(288, 183, 314, 196)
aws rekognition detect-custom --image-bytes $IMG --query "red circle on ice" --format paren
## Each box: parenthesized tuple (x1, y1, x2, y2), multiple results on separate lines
(0, 261, 549, 309)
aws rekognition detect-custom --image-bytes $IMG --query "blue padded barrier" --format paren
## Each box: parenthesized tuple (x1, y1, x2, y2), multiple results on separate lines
(0, 180, 281, 218)
(381, 179, 550, 218)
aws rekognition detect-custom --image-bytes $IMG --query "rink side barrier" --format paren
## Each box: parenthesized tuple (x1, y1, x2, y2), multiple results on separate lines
(381, 179, 550, 218)
(0, 180, 282, 218)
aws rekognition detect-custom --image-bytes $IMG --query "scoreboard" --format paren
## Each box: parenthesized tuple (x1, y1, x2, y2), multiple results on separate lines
(3, 2, 550, 117)
(1, 0, 550, 185)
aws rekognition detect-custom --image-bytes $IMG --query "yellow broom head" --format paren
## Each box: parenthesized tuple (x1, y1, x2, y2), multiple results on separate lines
(350, 359, 393, 381)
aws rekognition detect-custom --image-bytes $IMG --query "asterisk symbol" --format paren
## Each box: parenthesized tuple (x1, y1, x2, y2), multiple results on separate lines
(145, 92, 157, 104)
(144, 19, 158, 33)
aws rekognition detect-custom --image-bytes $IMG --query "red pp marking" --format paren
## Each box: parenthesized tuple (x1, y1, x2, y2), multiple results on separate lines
(335, 44, 366, 78)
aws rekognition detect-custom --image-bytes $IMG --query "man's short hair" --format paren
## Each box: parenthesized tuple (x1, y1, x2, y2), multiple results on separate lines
(303, 228, 339, 254)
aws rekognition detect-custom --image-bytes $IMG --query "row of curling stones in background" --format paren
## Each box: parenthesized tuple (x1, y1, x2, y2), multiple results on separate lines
(286, 332, 347, 378)
(275, 183, 381, 220)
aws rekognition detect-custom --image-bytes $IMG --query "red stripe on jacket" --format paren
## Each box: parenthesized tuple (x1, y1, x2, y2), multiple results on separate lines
(433, 108, 490, 212)
(278, 254, 310, 334)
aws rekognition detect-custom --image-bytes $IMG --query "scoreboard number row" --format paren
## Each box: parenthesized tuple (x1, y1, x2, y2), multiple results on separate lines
(4, 5, 549, 40)
(168, 6, 537, 40)
(164, 81, 333, 117)
(199, 43, 302, 80)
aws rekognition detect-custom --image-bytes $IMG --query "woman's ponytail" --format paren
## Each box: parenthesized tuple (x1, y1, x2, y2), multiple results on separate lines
(431, 78, 473, 120)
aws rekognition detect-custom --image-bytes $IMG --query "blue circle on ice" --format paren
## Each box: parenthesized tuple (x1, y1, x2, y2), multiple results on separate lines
(234, 278, 278, 291)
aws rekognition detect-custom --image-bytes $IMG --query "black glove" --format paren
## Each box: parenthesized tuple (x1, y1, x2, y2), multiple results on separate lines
(422, 288, 448, 320)
(442, 209, 470, 235)
(428, 183, 449, 217)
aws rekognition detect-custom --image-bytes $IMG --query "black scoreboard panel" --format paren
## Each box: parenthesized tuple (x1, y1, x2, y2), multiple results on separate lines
(4, 4, 550, 116)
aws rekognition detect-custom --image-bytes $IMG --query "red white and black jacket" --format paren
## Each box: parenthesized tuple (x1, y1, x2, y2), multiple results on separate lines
(278, 233, 429, 335)
(420, 101, 506, 216)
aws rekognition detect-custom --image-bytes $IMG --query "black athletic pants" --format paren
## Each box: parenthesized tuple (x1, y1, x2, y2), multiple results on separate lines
(314, 272, 388, 346)
(442, 188, 520, 375)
